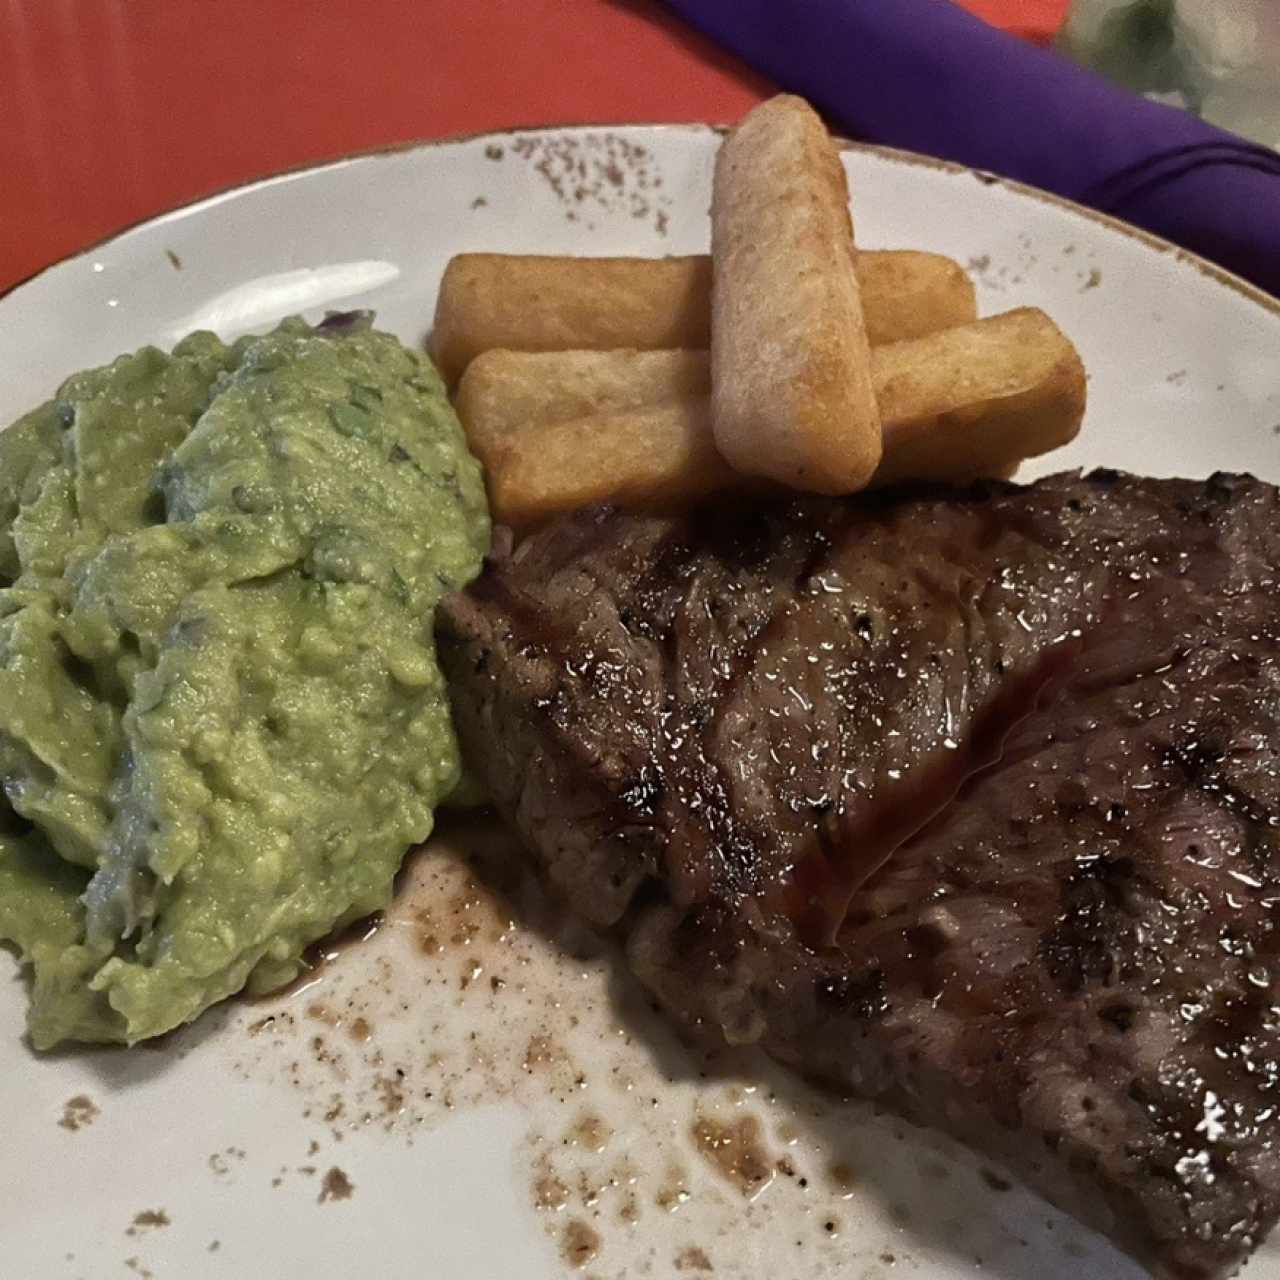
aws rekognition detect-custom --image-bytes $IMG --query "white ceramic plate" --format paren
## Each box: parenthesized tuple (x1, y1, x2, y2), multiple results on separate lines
(1, 126, 1278, 1280)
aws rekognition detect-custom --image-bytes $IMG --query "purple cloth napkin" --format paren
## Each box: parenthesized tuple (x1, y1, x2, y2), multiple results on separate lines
(666, 0, 1280, 299)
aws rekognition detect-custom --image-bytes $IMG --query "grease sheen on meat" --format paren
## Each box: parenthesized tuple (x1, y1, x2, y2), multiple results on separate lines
(438, 471, 1280, 1280)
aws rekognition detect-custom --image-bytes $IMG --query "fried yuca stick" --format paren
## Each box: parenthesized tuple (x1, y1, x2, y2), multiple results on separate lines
(711, 94, 881, 494)
(432, 256, 709, 387)
(482, 309, 1084, 526)
(870, 307, 1086, 486)
(488, 399, 738, 528)
(857, 251, 976, 350)
(430, 250, 974, 385)
(462, 309, 1082, 482)
(457, 349, 711, 468)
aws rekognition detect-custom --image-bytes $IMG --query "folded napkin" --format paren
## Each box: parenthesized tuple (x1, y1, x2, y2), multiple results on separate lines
(666, 0, 1280, 299)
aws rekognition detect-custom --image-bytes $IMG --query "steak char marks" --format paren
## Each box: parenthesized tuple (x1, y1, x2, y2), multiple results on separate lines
(438, 471, 1280, 1279)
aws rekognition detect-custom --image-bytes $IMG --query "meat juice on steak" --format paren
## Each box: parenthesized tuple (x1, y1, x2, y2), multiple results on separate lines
(438, 471, 1280, 1280)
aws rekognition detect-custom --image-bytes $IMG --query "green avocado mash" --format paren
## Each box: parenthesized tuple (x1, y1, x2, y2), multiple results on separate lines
(0, 316, 488, 1048)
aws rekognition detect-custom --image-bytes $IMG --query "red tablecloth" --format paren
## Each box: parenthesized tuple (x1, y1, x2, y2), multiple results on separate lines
(0, 0, 1069, 294)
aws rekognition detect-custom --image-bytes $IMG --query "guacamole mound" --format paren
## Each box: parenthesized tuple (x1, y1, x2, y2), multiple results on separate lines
(0, 316, 489, 1049)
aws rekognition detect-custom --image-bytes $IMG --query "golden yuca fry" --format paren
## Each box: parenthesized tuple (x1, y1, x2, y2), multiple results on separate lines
(483, 309, 1084, 526)
(871, 307, 1086, 486)
(710, 94, 882, 494)
(430, 249, 974, 384)
(456, 349, 710, 469)
(489, 400, 738, 529)
(432, 255, 710, 386)
(857, 251, 976, 346)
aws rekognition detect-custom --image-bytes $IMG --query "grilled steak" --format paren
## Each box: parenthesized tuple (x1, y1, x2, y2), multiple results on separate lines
(438, 471, 1280, 1280)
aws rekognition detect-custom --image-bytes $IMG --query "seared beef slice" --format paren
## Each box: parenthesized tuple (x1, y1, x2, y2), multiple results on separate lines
(438, 472, 1280, 1279)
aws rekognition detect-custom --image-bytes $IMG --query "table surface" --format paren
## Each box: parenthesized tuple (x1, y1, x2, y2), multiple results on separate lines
(0, 0, 1069, 295)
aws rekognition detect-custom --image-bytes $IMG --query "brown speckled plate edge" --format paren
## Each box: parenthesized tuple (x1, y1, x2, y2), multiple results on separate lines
(3, 123, 1276, 321)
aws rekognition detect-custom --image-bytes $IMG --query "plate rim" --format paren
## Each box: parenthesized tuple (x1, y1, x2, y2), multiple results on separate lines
(2, 122, 1277, 323)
